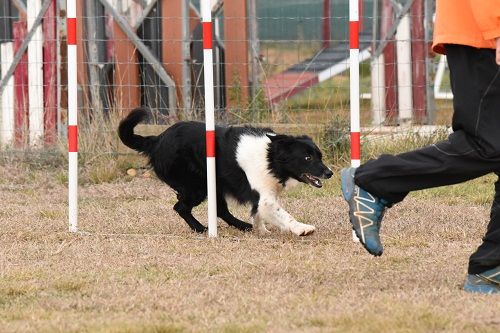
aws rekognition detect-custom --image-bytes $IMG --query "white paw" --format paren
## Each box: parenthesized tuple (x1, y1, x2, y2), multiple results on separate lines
(258, 225, 271, 235)
(252, 216, 270, 235)
(290, 223, 316, 236)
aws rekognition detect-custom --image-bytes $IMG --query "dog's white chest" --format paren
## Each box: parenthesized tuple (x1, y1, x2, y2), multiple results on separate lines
(235, 134, 281, 194)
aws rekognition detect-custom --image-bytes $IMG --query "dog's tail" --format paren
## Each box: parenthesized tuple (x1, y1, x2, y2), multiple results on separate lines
(118, 107, 157, 154)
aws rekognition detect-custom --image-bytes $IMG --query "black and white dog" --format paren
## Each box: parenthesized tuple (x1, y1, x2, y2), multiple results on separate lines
(118, 107, 333, 236)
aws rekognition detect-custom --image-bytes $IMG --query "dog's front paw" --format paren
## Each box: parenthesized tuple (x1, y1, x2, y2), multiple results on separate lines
(252, 215, 270, 235)
(290, 223, 316, 236)
(257, 224, 271, 235)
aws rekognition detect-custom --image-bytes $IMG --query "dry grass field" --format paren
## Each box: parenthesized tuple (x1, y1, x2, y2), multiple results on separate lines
(1, 159, 499, 333)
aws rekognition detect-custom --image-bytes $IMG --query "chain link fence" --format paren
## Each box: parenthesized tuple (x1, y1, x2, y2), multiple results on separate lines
(0, 0, 451, 160)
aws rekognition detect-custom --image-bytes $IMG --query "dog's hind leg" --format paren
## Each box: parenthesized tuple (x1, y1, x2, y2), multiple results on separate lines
(173, 193, 207, 233)
(217, 197, 253, 231)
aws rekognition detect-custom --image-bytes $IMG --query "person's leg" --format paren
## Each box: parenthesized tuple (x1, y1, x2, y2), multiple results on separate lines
(468, 173, 500, 274)
(464, 172, 500, 293)
(342, 45, 500, 258)
(355, 45, 500, 204)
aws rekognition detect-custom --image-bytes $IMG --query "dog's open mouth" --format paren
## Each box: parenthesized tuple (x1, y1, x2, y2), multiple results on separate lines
(301, 173, 322, 188)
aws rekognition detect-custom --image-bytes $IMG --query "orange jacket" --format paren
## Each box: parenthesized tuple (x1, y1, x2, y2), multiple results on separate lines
(432, 0, 500, 54)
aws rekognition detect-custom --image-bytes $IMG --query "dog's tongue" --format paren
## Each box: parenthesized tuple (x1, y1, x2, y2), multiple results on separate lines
(312, 178, 322, 188)
(303, 174, 322, 188)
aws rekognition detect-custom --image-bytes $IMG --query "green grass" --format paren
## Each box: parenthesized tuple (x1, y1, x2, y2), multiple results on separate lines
(88, 323, 187, 333)
(414, 174, 496, 206)
(39, 209, 63, 220)
(284, 62, 372, 110)
(52, 279, 88, 294)
(296, 305, 454, 333)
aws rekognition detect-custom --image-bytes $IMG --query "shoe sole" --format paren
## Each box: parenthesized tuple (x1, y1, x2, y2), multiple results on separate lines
(464, 281, 500, 294)
(341, 168, 383, 257)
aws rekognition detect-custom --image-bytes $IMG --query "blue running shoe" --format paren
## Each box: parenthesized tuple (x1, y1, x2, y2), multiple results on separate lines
(464, 266, 500, 294)
(341, 167, 389, 256)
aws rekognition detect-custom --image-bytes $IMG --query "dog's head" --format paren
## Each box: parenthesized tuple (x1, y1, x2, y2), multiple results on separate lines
(267, 134, 333, 188)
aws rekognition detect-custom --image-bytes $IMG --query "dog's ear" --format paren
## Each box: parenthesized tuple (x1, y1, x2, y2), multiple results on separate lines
(266, 133, 288, 142)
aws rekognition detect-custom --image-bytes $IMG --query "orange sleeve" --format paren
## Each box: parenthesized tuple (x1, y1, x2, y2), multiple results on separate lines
(470, 0, 500, 40)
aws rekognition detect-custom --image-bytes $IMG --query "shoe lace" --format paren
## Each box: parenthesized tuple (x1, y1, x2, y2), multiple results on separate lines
(354, 189, 387, 228)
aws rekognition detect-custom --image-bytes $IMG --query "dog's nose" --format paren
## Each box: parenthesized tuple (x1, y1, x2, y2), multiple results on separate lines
(323, 169, 333, 179)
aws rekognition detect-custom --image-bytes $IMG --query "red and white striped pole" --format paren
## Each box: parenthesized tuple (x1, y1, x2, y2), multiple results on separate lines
(67, 0, 78, 232)
(349, 0, 361, 168)
(201, 1, 217, 237)
(349, 0, 361, 241)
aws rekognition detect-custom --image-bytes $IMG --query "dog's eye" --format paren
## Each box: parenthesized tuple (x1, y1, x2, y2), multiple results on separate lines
(305, 156, 312, 161)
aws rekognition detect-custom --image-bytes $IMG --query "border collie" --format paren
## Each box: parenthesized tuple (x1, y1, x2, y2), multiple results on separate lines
(118, 107, 333, 236)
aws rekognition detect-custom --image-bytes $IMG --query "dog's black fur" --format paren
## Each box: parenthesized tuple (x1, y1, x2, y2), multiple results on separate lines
(119, 107, 332, 233)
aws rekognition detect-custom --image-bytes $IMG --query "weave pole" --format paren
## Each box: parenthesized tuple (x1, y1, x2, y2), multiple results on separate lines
(201, 1, 217, 237)
(349, 0, 361, 242)
(67, 0, 78, 232)
(349, 0, 361, 168)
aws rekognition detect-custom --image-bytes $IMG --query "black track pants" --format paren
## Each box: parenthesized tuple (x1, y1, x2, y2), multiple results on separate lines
(355, 45, 500, 274)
